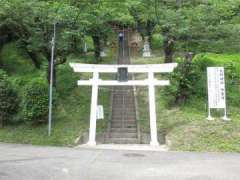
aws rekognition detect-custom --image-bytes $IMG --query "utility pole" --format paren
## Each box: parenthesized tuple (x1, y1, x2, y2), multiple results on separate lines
(48, 23, 56, 136)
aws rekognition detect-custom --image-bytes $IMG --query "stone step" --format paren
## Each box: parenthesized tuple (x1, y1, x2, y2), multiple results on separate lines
(112, 99, 134, 102)
(110, 128, 137, 133)
(112, 103, 135, 108)
(112, 111, 136, 115)
(113, 95, 134, 97)
(112, 110, 136, 114)
(112, 111, 135, 114)
(112, 99, 134, 101)
(109, 132, 137, 138)
(113, 96, 134, 99)
(113, 99, 134, 106)
(111, 120, 136, 124)
(111, 121, 136, 126)
(111, 124, 137, 128)
(106, 138, 139, 144)
(113, 112, 135, 114)
(112, 114, 136, 117)
(112, 115, 136, 118)
(112, 106, 135, 109)
(113, 107, 135, 108)
(112, 118, 136, 121)
(112, 120, 136, 123)
(112, 103, 135, 105)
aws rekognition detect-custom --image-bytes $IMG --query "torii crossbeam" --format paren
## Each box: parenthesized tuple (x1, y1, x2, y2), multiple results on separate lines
(70, 63, 178, 146)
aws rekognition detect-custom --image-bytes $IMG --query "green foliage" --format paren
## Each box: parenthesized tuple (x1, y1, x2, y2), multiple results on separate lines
(130, 0, 240, 57)
(0, 54, 111, 146)
(152, 34, 164, 49)
(22, 78, 49, 123)
(1, 42, 36, 75)
(193, 54, 240, 105)
(2, 0, 240, 64)
(0, 70, 19, 127)
(166, 53, 240, 105)
(165, 57, 201, 104)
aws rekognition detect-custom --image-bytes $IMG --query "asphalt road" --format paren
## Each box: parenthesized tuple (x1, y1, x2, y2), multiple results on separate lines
(0, 143, 240, 180)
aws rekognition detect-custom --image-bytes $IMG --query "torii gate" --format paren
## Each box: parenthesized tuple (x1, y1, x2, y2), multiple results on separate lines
(70, 63, 178, 146)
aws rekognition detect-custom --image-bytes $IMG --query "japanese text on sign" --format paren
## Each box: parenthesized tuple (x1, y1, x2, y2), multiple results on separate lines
(207, 67, 226, 109)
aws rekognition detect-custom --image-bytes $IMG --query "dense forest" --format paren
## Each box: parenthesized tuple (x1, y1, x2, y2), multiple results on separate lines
(1, 0, 240, 73)
(0, 0, 240, 151)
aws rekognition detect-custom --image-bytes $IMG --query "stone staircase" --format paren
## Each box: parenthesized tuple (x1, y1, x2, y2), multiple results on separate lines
(106, 87, 138, 144)
(105, 29, 139, 144)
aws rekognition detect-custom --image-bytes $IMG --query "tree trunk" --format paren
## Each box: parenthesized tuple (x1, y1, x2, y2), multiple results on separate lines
(0, 112, 6, 128)
(26, 50, 41, 69)
(70, 35, 78, 53)
(146, 21, 155, 49)
(92, 35, 101, 63)
(0, 35, 9, 67)
(163, 35, 175, 63)
(0, 45, 3, 68)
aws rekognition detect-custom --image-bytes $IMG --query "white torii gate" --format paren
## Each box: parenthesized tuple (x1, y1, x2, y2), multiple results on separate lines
(70, 63, 177, 146)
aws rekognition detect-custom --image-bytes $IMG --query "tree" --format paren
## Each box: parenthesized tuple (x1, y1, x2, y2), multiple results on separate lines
(0, 0, 85, 85)
(0, 0, 41, 68)
(128, 0, 156, 48)
(129, 0, 240, 62)
(0, 70, 19, 127)
(72, 0, 134, 63)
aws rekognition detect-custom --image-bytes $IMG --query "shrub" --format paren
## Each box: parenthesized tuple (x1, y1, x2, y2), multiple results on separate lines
(22, 78, 49, 123)
(166, 53, 240, 105)
(0, 70, 19, 127)
(152, 34, 164, 49)
(193, 54, 240, 105)
(165, 56, 200, 105)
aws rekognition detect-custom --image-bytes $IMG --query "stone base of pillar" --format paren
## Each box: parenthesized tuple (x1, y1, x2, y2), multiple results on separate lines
(150, 141, 159, 147)
(87, 141, 96, 146)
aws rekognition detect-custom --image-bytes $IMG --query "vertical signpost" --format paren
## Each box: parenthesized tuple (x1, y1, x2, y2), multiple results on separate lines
(207, 67, 230, 121)
(48, 23, 56, 136)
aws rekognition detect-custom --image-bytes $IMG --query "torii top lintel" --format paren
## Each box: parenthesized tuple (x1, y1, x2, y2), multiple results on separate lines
(69, 63, 178, 73)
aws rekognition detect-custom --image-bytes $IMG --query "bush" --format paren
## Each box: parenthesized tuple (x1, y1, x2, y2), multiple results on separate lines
(165, 56, 200, 105)
(152, 34, 164, 49)
(0, 70, 19, 127)
(193, 54, 240, 105)
(165, 53, 240, 105)
(22, 78, 49, 123)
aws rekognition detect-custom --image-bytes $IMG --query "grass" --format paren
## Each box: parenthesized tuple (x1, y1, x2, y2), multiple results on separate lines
(134, 54, 240, 152)
(131, 50, 164, 64)
(167, 104, 240, 152)
(0, 42, 111, 146)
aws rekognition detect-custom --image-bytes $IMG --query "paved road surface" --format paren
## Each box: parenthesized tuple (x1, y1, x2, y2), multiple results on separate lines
(0, 143, 240, 180)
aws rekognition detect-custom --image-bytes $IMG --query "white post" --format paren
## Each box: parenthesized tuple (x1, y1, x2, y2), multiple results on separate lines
(222, 104, 230, 121)
(87, 71, 99, 146)
(148, 72, 159, 146)
(207, 107, 214, 121)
